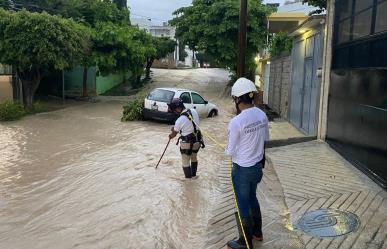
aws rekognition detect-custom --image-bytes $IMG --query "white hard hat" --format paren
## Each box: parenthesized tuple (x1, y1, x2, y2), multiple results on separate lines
(231, 78, 257, 97)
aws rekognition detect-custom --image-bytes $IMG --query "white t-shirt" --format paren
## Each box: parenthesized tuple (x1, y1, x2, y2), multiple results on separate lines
(225, 107, 269, 167)
(174, 109, 200, 136)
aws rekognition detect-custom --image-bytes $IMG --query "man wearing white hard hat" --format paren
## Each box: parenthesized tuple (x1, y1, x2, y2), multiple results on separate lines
(225, 78, 269, 249)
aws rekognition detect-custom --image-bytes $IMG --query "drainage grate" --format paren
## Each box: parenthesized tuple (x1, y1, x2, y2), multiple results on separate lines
(294, 209, 360, 238)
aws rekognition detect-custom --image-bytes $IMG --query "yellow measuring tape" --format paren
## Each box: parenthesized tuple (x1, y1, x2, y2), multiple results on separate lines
(188, 115, 251, 249)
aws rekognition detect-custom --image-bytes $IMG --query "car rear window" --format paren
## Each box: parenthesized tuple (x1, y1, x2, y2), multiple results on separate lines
(147, 89, 175, 103)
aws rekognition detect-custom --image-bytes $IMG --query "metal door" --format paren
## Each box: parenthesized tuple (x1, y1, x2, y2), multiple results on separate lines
(290, 31, 322, 135)
(301, 58, 313, 132)
(289, 40, 305, 127)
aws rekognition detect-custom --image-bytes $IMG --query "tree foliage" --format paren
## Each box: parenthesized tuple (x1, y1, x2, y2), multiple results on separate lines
(1, 0, 155, 101)
(145, 36, 176, 78)
(303, 0, 326, 13)
(178, 42, 188, 62)
(171, 0, 271, 78)
(113, 0, 127, 9)
(269, 32, 293, 57)
(61, 0, 130, 27)
(0, 9, 90, 110)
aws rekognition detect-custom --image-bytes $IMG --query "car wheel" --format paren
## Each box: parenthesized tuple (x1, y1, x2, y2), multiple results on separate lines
(208, 109, 217, 118)
(141, 109, 148, 121)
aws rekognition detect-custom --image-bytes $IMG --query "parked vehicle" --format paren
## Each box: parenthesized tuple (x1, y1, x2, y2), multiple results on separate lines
(143, 88, 218, 122)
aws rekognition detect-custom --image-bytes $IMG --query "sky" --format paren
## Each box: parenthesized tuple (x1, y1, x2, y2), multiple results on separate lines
(127, 0, 286, 24)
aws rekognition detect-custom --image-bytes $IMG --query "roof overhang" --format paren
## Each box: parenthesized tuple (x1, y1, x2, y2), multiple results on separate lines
(288, 14, 326, 37)
(267, 13, 309, 33)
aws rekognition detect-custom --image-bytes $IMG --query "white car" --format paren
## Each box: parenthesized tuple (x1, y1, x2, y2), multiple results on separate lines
(143, 88, 218, 122)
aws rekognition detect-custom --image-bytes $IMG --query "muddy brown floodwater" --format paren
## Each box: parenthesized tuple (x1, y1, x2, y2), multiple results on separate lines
(0, 69, 233, 249)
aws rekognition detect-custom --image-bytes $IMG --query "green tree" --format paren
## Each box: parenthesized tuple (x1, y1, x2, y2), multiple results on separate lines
(0, 9, 90, 110)
(145, 36, 176, 78)
(92, 23, 155, 88)
(171, 0, 271, 80)
(269, 32, 293, 57)
(113, 0, 127, 9)
(3, 0, 131, 97)
(178, 42, 188, 62)
(303, 0, 326, 13)
(54, 0, 130, 96)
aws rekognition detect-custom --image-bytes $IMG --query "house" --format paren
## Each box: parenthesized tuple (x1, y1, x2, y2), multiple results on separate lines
(318, 0, 387, 188)
(149, 23, 179, 69)
(259, 1, 319, 106)
(131, 18, 180, 68)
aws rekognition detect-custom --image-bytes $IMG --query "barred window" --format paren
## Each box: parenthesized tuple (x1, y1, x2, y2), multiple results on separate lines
(375, 1, 387, 33)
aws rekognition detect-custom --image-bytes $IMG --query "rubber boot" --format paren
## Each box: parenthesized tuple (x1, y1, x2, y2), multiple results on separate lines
(191, 162, 198, 177)
(251, 208, 263, 241)
(182, 167, 192, 179)
(227, 213, 253, 249)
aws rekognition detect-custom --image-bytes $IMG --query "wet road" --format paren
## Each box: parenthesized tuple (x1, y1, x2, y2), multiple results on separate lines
(0, 69, 232, 249)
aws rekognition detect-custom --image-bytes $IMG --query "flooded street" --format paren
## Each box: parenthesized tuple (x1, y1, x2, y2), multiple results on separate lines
(0, 69, 232, 249)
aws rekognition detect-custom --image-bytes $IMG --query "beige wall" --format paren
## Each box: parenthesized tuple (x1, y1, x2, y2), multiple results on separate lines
(152, 57, 177, 69)
(0, 75, 13, 101)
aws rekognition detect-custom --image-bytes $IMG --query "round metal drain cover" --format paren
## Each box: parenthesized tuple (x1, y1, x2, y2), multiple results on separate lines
(294, 209, 360, 237)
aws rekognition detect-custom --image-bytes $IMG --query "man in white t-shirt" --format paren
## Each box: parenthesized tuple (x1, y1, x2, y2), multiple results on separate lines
(168, 98, 203, 179)
(226, 78, 269, 249)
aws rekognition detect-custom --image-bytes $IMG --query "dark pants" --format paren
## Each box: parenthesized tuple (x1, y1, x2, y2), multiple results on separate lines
(232, 162, 263, 219)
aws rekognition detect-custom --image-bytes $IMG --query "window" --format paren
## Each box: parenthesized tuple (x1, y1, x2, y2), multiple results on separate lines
(338, 0, 353, 20)
(191, 93, 206, 104)
(349, 42, 371, 68)
(375, 1, 387, 33)
(333, 0, 387, 69)
(335, 0, 384, 43)
(371, 37, 387, 67)
(180, 92, 192, 103)
(147, 89, 175, 103)
(337, 19, 351, 43)
(352, 8, 373, 39)
(354, 0, 373, 13)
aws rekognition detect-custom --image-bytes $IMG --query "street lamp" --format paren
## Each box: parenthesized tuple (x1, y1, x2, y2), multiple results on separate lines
(237, 0, 247, 78)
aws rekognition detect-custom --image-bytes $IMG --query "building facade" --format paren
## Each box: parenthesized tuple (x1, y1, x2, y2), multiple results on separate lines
(320, 0, 387, 188)
(131, 18, 180, 68)
(288, 15, 325, 136)
(261, 1, 320, 106)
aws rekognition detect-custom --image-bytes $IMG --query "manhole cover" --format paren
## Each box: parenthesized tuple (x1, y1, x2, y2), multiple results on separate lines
(294, 209, 360, 237)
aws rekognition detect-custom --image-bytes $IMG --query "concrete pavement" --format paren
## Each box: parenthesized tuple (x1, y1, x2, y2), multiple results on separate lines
(267, 141, 387, 249)
(205, 121, 386, 249)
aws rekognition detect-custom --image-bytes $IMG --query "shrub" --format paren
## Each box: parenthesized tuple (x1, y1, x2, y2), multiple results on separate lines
(121, 92, 147, 121)
(0, 101, 26, 121)
(32, 101, 48, 114)
(269, 32, 293, 57)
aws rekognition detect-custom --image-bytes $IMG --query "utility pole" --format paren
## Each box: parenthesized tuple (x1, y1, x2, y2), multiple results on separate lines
(237, 0, 247, 78)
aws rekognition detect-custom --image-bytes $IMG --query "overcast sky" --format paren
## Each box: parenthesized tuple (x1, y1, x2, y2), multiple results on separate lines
(127, 0, 286, 24)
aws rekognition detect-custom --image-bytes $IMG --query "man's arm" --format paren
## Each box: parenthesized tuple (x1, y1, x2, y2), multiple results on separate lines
(225, 121, 239, 157)
(169, 126, 178, 139)
(169, 118, 182, 139)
